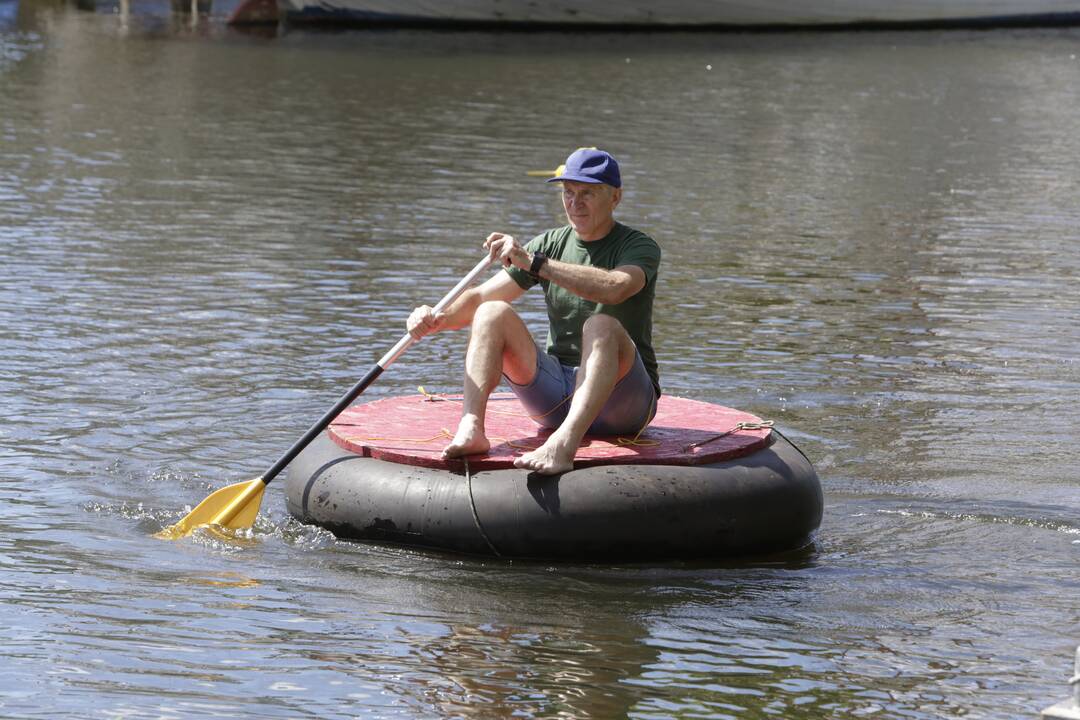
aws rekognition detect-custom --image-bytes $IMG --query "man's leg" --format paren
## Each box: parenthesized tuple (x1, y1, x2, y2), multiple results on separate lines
(514, 314, 637, 474)
(444, 300, 537, 459)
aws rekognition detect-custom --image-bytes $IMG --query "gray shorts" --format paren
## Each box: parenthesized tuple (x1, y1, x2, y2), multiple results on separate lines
(504, 343, 658, 436)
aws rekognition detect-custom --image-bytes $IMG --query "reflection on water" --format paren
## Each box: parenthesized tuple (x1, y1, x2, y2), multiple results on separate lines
(1, 2, 1079, 718)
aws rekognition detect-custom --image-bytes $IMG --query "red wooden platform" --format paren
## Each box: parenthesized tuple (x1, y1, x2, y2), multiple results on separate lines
(328, 393, 773, 471)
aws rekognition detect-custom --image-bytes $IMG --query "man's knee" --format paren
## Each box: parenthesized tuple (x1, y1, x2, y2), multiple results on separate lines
(473, 300, 516, 328)
(582, 314, 629, 344)
(582, 314, 636, 370)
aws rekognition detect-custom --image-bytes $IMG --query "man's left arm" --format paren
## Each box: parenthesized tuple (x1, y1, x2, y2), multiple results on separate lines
(534, 260, 645, 305)
(488, 231, 649, 305)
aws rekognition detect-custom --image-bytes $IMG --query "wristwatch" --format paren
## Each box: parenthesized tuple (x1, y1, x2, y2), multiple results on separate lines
(529, 251, 548, 279)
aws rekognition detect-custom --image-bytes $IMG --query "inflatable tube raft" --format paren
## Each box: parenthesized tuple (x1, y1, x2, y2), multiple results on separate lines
(285, 394, 822, 561)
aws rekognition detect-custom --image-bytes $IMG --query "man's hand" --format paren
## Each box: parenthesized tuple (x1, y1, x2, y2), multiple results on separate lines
(485, 232, 531, 271)
(407, 305, 447, 339)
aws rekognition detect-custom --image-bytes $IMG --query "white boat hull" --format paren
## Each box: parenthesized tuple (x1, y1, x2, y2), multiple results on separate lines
(279, 0, 1080, 27)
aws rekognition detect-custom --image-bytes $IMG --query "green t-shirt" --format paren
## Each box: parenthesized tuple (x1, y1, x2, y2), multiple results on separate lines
(506, 222, 661, 396)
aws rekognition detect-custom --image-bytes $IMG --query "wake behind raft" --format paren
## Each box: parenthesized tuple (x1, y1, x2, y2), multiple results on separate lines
(284, 393, 822, 562)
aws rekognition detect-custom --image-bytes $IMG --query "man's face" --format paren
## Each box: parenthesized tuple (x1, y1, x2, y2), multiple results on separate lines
(561, 181, 621, 240)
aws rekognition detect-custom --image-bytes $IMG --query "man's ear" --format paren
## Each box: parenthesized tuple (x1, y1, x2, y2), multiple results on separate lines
(611, 187, 623, 210)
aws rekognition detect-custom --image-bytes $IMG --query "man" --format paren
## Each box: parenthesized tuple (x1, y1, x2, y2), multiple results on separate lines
(407, 148, 661, 475)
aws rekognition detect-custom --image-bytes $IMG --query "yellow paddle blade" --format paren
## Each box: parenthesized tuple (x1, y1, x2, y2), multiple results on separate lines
(155, 477, 266, 540)
(526, 164, 566, 178)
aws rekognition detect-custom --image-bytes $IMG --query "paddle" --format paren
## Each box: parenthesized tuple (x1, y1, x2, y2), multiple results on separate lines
(156, 254, 494, 540)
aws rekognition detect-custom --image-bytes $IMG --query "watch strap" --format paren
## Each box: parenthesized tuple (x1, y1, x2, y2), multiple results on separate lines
(529, 251, 548, 279)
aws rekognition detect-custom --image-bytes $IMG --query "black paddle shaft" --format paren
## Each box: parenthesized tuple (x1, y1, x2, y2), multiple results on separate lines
(260, 363, 384, 485)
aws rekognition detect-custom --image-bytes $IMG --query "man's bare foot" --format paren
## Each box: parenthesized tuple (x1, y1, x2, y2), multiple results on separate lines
(514, 432, 577, 475)
(442, 414, 491, 459)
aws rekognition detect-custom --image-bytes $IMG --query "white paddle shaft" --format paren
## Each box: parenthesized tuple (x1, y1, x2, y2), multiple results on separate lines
(377, 255, 493, 369)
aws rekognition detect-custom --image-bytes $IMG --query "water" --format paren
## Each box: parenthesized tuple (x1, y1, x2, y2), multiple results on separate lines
(2, 3, 1079, 717)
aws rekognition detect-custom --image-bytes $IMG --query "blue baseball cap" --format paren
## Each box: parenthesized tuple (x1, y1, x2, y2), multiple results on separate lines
(547, 148, 622, 188)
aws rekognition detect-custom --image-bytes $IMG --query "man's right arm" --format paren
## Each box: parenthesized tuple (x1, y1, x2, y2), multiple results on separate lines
(407, 271, 525, 339)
